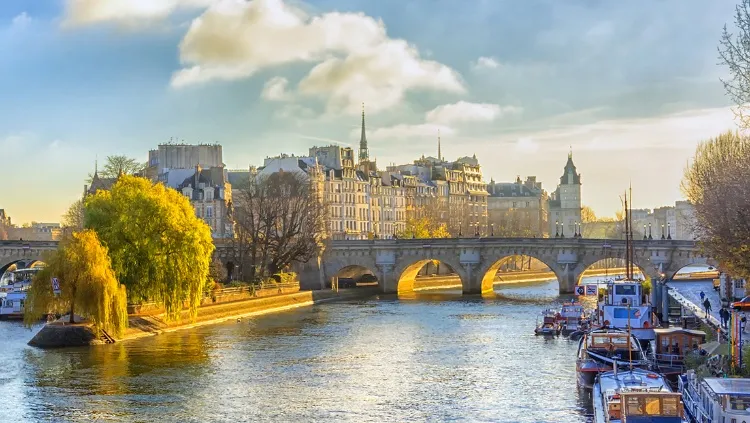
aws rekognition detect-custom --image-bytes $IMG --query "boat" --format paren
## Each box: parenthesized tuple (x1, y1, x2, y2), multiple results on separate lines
(679, 370, 750, 423)
(576, 327, 650, 388)
(592, 190, 656, 344)
(560, 301, 589, 336)
(651, 328, 706, 386)
(535, 309, 561, 336)
(593, 367, 687, 423)
(0, 267, 41, 320)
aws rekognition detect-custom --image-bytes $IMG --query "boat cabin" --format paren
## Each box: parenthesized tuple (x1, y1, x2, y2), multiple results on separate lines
(606, 281, 643, 307)
(588, 332, 640, 352)
(619, 391, 684, 422)
(654, 328, 706, 360)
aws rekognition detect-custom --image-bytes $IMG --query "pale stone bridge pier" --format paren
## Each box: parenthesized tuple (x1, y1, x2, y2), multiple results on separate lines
(315, 238, 715, 294)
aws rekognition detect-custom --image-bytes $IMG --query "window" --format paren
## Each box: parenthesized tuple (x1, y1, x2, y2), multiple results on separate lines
(206, 207, 213, 218)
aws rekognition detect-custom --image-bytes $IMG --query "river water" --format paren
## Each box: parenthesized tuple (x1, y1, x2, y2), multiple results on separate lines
(1, 278, 609, 423)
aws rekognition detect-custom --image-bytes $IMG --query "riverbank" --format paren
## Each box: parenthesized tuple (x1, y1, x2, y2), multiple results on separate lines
(413, 267, 630, 291)
(29, 287, 378, 348)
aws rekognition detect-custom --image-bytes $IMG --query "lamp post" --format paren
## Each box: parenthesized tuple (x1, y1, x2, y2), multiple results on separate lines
(555, 220, 559, 238)
(643, 224, 647, 240)
(560, 222, 565, 238)
(661, 224, 665, 240)
(648, 223, 653, 240)
(491, 223, 495, 237)
(458, 221, 462, 237)
(667, 223, 672, 240)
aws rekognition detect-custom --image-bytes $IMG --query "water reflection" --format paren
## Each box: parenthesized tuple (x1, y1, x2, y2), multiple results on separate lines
(1, 278, 603, 422)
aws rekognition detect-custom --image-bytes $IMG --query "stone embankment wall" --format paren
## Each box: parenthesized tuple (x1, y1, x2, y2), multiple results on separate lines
(29, 285, 378, 349)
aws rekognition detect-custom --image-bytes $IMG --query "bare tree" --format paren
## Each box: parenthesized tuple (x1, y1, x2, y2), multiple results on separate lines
(62, 199, 85, 236)
(683, 131, 750, 280)
(720, 0, 750, 128)
(232, 172, 326, 282)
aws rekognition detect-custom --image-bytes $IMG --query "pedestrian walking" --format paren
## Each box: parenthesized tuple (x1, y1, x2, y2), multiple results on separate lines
(720, 308, 728, 328)
(703, 298, 712, 317)
(699, 291, 705, 301)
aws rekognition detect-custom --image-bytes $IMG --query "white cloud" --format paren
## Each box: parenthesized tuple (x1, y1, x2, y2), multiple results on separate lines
(11, 12, 31, 29)
(367, 123, 455, 141)
(425, 101, 522, 125)
(471, 56, 500, 70)
(173, 0, 464, 114)
(261, 76, 291, 101)
(515, 137, 539, 153)
(62, 0, 215, 27)
(274, 104, 316, 120)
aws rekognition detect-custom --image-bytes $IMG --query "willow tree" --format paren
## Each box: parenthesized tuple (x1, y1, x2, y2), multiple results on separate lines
(84, 175, 214, 319)
(682, 131, 750, 280)
(24, 230, 128, 337)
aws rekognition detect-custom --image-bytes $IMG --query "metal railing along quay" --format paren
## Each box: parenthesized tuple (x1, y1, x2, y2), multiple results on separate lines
(666, 287, 727, 341)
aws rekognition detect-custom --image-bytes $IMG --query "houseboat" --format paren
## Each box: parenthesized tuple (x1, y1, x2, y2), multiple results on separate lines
(594, 279, 655, 343)
(560, 301, 589, 336)
(593, 367, 687, 423)
(651, 328, 706, 385)
(679, 370, 750, 423)
(0, 267, 40, 320)
(576, 328, 650, 388)
(535, 309, 561, 336)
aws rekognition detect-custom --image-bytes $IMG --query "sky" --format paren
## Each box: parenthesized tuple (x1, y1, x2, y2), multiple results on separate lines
(0, 0, 741, 224)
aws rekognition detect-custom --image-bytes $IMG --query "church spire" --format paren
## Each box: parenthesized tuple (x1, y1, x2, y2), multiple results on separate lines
(437, 130, 442, 161)
(359, 102, 369, 162)
(568, 145, 572, 159)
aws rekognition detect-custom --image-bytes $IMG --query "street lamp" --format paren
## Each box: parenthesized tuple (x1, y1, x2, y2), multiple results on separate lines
(661, 224, 665, 240)
(643, 224, 647, 240)
(555, 220, 559, 238)
(458, 221, 462, 237)
(648, 223, 653, 240)
(667, 223, 672, 240)
(491, 223, 495, 237)
(560, 222, 565, 238)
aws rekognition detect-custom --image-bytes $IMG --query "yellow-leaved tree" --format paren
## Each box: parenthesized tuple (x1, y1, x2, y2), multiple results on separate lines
(398, 216, 451, 239)
(24, 230, 128, 337)
(84, 175, 214, 319)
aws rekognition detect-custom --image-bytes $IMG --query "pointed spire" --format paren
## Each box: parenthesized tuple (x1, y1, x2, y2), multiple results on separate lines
(568, 145, 572, 159)
(437, 130, 442, 161)
(93, 155, 99, 179)
(359, 102, 369, 162)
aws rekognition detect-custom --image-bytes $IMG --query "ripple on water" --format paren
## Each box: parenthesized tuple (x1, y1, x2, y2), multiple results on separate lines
(1, 279, 594, 422)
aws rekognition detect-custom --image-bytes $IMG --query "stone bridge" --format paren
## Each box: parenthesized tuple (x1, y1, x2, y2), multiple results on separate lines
(315, 238, 714, 294)
(2, 238, 715, 295)
(0, 240, 58, 274)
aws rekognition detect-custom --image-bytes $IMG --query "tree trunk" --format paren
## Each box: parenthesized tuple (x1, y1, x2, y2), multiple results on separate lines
(69, 302, 75, 324)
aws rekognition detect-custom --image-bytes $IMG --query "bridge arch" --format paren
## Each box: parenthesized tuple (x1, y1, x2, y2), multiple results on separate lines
(323, 256, 379, 288)
(667, 258, 719, 281)
(478, 252, 562, 294)
(394, 255, 466, 293)
(572, 249, 659, 285)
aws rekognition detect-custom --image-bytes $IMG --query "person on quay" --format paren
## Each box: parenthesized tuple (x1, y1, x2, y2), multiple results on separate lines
(703, 298, 712, 318)
(699, 291, 705, 301)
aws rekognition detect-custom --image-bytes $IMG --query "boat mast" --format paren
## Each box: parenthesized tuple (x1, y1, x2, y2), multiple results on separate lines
(627, 301, 633, 371)
(629, 184, 634, 280)
(624, 190, 631, 280)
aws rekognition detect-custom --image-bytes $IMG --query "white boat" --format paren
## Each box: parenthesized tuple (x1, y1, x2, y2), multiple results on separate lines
(593, 367, 687, 422)
(560, 301, 589, 335)
(594, 279, 655, 342)
(534, 309, 561, 336)
(0, 267, 41, 320)
(679, 370, 750, 423)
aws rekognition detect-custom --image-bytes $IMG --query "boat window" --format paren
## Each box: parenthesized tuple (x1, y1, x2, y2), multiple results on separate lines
(662, 397, 678, 415)
(730, 396, 750, 411)
(615, 285, 637, 295)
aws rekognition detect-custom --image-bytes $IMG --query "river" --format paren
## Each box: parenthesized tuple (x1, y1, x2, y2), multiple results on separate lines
(1, 278, 612, 423)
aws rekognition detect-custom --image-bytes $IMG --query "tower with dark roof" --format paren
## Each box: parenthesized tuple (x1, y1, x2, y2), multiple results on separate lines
(548, 150, 582, 236)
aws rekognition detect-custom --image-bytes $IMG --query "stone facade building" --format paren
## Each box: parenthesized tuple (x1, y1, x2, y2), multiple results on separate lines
(487, 176, 548, 237)
(548, 152, 582, 237)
